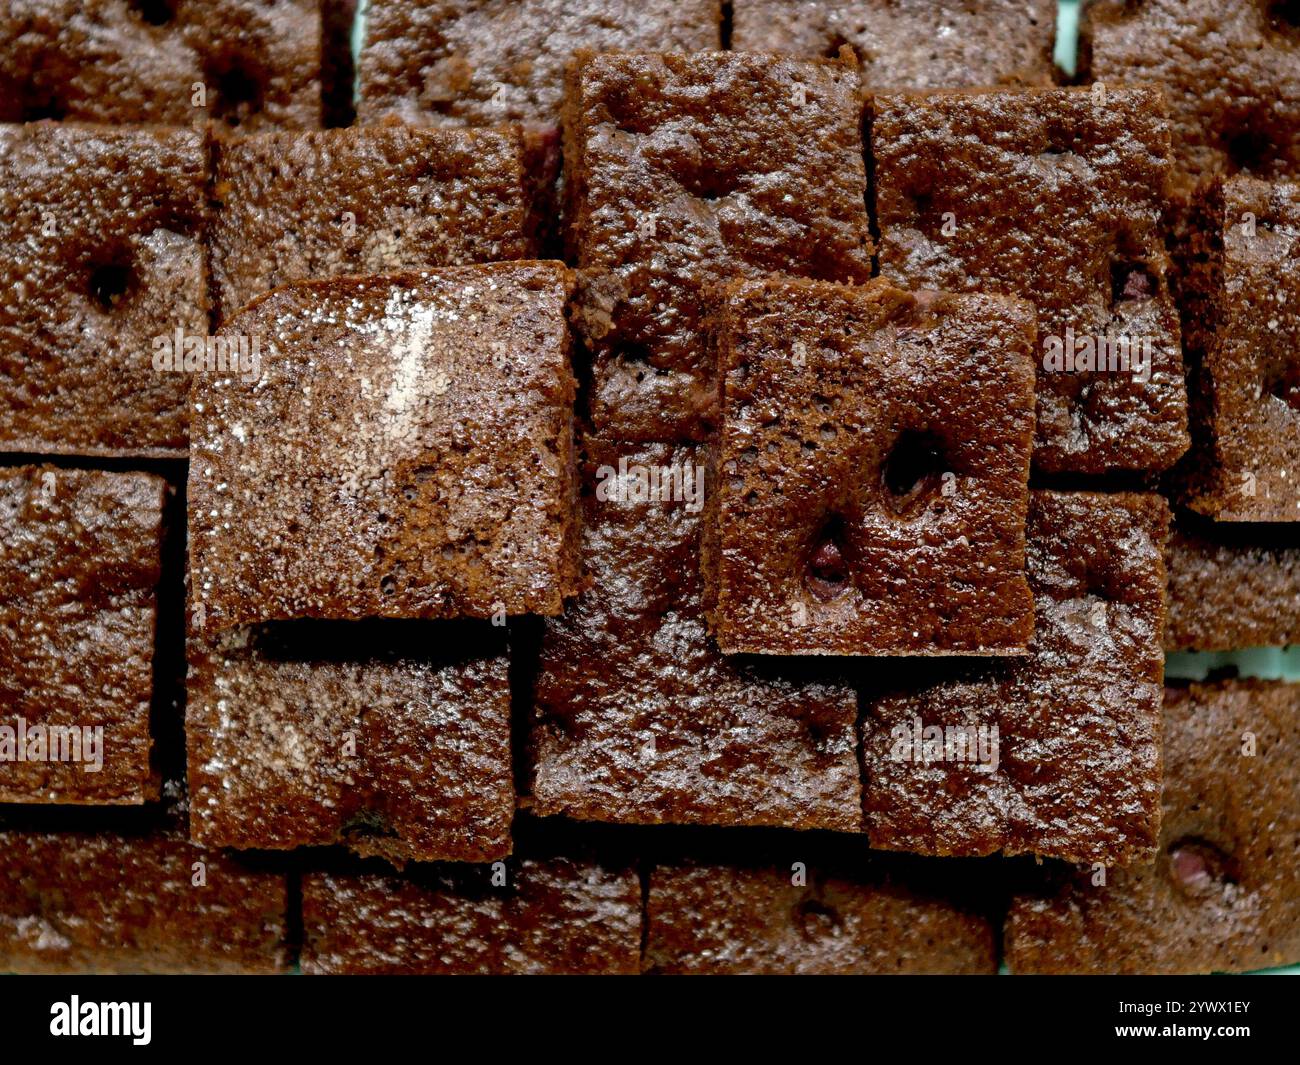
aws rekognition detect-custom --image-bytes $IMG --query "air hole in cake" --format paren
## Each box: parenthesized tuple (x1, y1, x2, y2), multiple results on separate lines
(341, 810, 397, 841)
(1167, 837, 1237, 896)
(1268, 0, 1300, 30)
(1265, 361, 1300, 412)
(88, 261, 133, 311)
(1224, 126, 1276, 173)
(795, 897, 843, 938)
(679, 167, 739, 203)
(129, 0, 175, 25)
(881, 430, 945, 515)
(206, 55, 267, 127)
(1110, 261, 1156, 303)
(820, 33, 857, 61)
(806, 518, 851, 601)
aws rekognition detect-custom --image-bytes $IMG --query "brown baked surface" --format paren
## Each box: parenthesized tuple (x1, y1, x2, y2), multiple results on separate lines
(705, 276, 1036, 656)
(527, 436, 863, 833)
(0, 786, 289, 974)
(301, 855, 642, 974)
(208, 124, 542, 322)
(1007, 680, 1300, 974)
(0, 123, 206, 457)
(732, 0, 1056, 92)
(0, 0, 321, 130)
(873, 86, 1188, 474)
(1176, 175, 1300, 521)
(0, 466, 165, 805)
(1085, 0, 1300, 206)
(186, 621, 512, 862)
(357, 0, 719, 130)
(860, 490, 1171, 865)
(188, 264, 579, 630)
(1165, 520, 1300, 651)
(564, 50, 874, 440)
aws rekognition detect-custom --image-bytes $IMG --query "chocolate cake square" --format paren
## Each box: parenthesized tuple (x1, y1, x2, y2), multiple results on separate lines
(731, 0, 1056, 92)
(301, 856, 642, 974)
(1165, 519, 1300, 651)
(0, 0, 321, 130)
(0, 466, 165, 805)
(527, 437, 863, 833)
(209, 124, 543, 322)
(860, 490, 1171, 866)
(188, 263, 579, 630)
(873, 86, 1189, 474)
(704, 277, 1036, 656)
(646, 856, 996, 975)
(0, 123, 206, 457)
(1085, 0, 1300, 207)
(565, 50, 874, 440)
(186, 621, 512, 863)
(1007, 680, 1300, 974)
(1176, 176, 1300, 521)
(355, 0, 720, 130)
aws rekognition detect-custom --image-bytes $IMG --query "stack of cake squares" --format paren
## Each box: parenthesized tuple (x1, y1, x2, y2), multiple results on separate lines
(0, 0, 1296, 975)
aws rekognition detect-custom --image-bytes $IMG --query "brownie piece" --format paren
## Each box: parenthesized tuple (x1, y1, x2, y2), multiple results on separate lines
(188, 264, 579, 630)
(1085, 0, 1300, 207)
(1007, 680, 1300, 974)
(860, 490, 1171, 865)
(565, 50, 874, 440)
(0, 0, 320, 130)
(355, 0, 719, 130)
(209, 124, 542, 322)
(0, 786, 289, 974)
(732, 0, 1056, 92)
(646, 859, 996, 975)
(873, 86, 1189, 474)
(301, 856, 642, 974)
(1175, 176, 1300, 521)
(704, 277, 1036, 656)
(527, 437, 862, 832)
(1166, 520, 1300, 651)
(0, 123, 206, 457)
(0, 466, 165, 805)
(187, 621, 512, 863)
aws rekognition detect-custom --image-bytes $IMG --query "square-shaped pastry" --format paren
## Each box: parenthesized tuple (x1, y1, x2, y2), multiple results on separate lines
(704, 277, 1036, 656)
(188, 263, 579, 630)
(0, 123, 206, 457)
(186, 622, 512, 863)
(1007, 680, 1300, 974)
(527, 436, 863, 833)
(1177, 176, 1300, 521)
(731, 0, 1056, 92)
(564, 50, 874, 440)
(860, 490, 1171, 866)
(0, 467, 165, 805)
(209, 124, 542, 321)
(356, 0, 719, 130)
(873, 86, 1188, 474)
(0, 0, 321, 130)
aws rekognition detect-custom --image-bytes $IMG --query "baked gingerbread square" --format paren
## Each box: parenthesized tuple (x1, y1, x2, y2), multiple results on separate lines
(1007, 680, 1300, 974)
(1165, 519, 1300, 651)
(0, 466, 165, 805)
(565, 50, 874, 440)
(0, 785, 289, 974)
(208, 124, 542, 322)
(860, 490, 1171, 866)
(527, 436, 862, 832)
(732, 0, 1056, 92)
(873, 86, 1188, 474)
(1176, 176, 1300, 521)
(301, 855, 642, 974)
(0, 123, 206, 457)
(704, 276, 1036, 656)
(356, 0, 719, 130)
(1085, 0, 1300, 206)
(188, 264, 579, 630)
(0, 0, 320, 130)
(186, 621, 512, 863)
